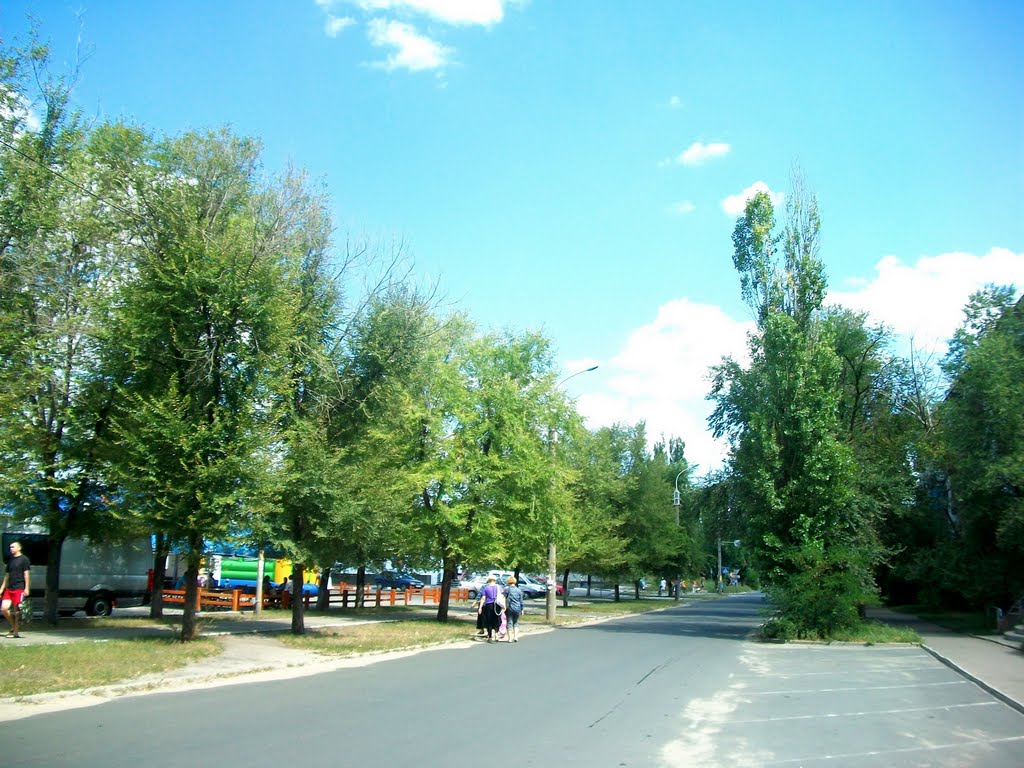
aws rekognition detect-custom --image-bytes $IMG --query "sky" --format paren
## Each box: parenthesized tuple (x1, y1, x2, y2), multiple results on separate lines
(3, 1, 1023, 476)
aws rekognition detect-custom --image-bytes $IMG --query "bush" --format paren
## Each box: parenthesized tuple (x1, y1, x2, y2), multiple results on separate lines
(766, 545, 876, 639)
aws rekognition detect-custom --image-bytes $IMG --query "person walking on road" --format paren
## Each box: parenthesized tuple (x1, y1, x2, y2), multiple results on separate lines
(478, 575, 504, 642)
(1, 541, 31, 638)
(503, 576, 524, 643)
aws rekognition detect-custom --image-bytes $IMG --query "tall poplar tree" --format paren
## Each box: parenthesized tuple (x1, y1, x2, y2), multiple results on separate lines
(710, 180, 876, 637)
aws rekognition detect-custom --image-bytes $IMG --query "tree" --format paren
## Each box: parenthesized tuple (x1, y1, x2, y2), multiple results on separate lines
(0, 41, 132, 625)
(710, 182, 876, 637)
(554, 424, 628, 601)
(938, 287, 1024, 606)
(107, 129, 299, 640)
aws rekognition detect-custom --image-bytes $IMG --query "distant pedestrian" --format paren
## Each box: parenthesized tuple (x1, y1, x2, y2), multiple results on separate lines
(477, 575, 503, 642)
(658, 578, 666, 596)
(503, 576, 524, 643)
(1, 541, 31, 638)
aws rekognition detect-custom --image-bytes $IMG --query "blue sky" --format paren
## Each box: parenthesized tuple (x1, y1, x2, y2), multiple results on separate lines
(3, 1, 1023, 474)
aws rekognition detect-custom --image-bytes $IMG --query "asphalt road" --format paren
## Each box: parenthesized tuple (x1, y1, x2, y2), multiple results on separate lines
(5, 592, 1023, 767)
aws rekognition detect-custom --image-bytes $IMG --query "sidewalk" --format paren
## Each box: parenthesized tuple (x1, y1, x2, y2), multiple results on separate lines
(869, 606, 1024, 714)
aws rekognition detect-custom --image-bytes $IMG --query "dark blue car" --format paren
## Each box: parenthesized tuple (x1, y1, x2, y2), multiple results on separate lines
(374, 571, 424, 591)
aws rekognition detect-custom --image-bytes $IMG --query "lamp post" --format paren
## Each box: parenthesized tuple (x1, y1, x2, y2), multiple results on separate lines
(672, 470, 685, 600)
(547, 364, 598, 623)
(717, 538, 741, 593)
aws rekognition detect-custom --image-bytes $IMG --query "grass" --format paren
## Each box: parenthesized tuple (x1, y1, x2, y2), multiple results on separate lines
(0, 637, 219, 697)
(891, 605, 996, 635)
(279, 617, 475, 656)
(827, 620, 920, 644)
(28, 616, 181, 631)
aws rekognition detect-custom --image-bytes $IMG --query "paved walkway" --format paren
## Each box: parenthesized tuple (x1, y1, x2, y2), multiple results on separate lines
(869, 606, 1024, 714)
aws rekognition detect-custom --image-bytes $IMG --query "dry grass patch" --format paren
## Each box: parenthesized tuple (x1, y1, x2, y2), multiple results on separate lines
(0, 637, 220, 697)
(279, 618, 474, 656)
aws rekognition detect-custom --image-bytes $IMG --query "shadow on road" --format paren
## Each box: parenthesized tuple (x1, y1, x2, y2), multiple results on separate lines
(575, 593, 766, 641)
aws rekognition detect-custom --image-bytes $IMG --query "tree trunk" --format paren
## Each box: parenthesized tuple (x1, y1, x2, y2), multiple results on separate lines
(355, 566, 366, 609)
(614, 583, 620, 602)
(586, 574, 592, 597)
(561, 568, 570, 607)
(436, 554, 456, 622)
(150, 533, 167, 619)
(43, 532, 67, 626)
(316, 567, 331, 612)
(291, 563, 305, 634)
(180, 537, 202, 641)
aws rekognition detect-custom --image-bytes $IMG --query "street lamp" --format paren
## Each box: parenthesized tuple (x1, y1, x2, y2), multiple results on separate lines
(717, 538, 741, 593)
(672, 469, 685, 600)
(547, 364, 598, 623)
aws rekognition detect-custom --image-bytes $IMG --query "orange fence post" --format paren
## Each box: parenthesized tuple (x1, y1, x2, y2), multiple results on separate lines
(231, 589, 241, 611)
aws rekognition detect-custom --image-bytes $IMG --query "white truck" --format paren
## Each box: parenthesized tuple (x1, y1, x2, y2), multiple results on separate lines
(1, 521, 152, 616)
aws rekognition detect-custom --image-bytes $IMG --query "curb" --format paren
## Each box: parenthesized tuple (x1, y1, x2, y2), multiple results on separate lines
(920, 642, 1024, 717)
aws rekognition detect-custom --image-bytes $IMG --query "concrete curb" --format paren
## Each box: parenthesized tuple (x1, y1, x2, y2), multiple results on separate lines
(920, 642, 1024, 717)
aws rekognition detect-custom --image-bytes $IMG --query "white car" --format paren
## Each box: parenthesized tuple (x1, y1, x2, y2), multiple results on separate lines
(458, 571, 545, 600)
(512, 574, 547, 599)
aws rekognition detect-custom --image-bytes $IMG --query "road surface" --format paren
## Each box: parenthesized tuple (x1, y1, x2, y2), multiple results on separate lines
(4, 592, 1023, 767)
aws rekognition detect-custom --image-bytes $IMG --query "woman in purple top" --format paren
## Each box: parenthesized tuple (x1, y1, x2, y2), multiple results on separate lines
(477, 575, 503, 642)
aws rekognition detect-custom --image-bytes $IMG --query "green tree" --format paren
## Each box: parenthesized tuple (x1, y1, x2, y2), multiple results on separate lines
(938, 287, 1024, 606)
(107, 129, 297, 640)
(0, 42, 135, 624)
(710, 183, 875, 638)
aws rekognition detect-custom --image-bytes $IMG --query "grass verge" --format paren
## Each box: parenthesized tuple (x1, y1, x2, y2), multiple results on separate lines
(827, 620, 920, 644)
(0, 637, 219, 697)
(890, 606, 996, 636)
(279, 617, 472, 656)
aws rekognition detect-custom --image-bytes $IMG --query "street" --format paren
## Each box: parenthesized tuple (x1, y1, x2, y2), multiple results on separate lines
(3, 592, 1023, 767)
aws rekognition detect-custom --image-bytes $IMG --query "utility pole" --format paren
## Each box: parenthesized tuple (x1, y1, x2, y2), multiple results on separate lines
(546, 365, 598, 623)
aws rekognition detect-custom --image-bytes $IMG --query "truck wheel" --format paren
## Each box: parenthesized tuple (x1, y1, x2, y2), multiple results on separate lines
(87, 592, 114, 617)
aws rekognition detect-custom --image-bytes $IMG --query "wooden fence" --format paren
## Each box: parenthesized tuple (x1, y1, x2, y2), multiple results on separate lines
(159, 584, 470, 612)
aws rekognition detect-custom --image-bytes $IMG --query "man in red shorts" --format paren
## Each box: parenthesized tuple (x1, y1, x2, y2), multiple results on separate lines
(1, 540, 31, 638)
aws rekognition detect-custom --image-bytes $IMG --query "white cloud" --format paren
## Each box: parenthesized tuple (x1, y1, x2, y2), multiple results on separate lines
(828, 247, 1024, 354)
(671, 201, 696, 216)
(367, 19, 453, 71)
(572, 247, 1024, 478)
(325, 14, 356, 36)
(353, 0, 506, 26)
(720, 181, 783, 216)
(668, 95, 682, 109)
(676, 141, 730, 166)
(575, 299, 753, 475)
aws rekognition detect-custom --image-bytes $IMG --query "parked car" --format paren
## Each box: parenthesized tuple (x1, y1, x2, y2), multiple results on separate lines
(532, 575, 565, 596)
(374, 571, 425, 591)
(512, 574, 546, 599)
(458, 571, 553, 600)
(457, 574, 490, 600)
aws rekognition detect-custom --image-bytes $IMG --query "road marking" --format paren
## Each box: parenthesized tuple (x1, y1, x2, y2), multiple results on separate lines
(762, 733, 1024, 764)
(744, 680, 969, 695)
(727, 700, 997, 724)
(730, 664, 943, 678)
